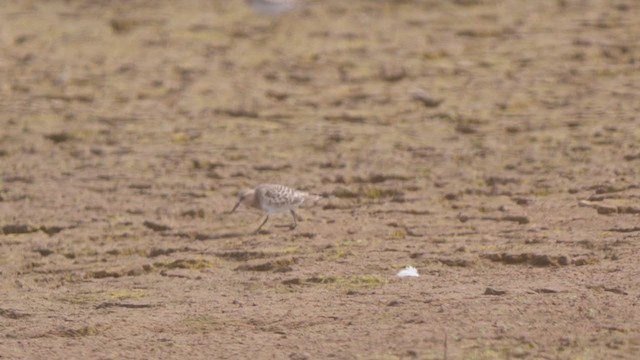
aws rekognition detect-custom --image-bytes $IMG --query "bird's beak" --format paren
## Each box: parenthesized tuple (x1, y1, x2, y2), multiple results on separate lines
(229, 198, 242, 214)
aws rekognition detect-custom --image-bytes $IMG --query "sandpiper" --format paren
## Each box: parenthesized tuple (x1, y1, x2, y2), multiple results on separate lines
(230, 183, 321, 234)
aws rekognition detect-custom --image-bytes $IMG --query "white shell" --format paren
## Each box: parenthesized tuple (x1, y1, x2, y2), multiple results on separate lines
(396, 266, 419, 278)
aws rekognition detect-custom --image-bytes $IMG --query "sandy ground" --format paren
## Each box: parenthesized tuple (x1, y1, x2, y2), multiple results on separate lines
(1, 0, 639, 359)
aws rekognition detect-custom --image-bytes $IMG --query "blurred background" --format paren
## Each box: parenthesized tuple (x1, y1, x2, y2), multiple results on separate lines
(1, 0, 638, 190)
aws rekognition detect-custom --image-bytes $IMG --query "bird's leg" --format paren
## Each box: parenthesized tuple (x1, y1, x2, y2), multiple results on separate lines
(253, 215, 269, 234)
(289, 210, 298, 230)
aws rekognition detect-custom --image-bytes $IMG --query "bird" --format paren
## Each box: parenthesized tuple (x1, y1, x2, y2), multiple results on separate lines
(230, 183, 321, 234)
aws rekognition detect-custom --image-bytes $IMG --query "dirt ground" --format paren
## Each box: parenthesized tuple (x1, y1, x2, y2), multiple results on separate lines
(1, 0, 639, 359)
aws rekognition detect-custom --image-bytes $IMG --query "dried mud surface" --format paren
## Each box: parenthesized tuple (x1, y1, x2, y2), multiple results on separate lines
(1, 0, 639, 359)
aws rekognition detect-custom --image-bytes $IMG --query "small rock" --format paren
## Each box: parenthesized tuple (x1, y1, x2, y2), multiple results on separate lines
(411, 88, 443, 108)
(558, 256, 570, 266)
(617, 205, 640, 214)
(530, 254, 555, 267)
(0, 308, 30, 319)
(533, 288, 560, 294)
(34, 248, 54, 257)
(380, 63, 406, 82)
(573, 257, 599, 266)
(265, 89, 289, 100)
(44, 132, 74, 143)
(588, 194, 606, 201)
(559, 336, 574, 348)
(2, 224, 38, 235)
(578, 200, 634, 215)
(444, 193, 459, 201)
(623, 152, 640, 161)
(607, 227, 640, 233)
(501, 215, 530, 224)
(110, 18, 138, 34)
(603, 286, 628, 295)
(282, 278, 302, 285)
(597, 205, 617, 215)
(484, 287, 507, 296)
(510, 347, 529, 358)
(405, 349, 419, 358)
(40, 225, 65, 235)
(289, 352, 310, 360)
(143, 221, 172, 232)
